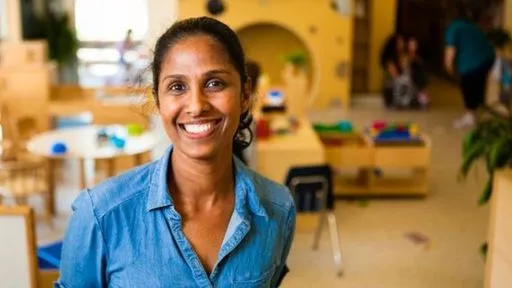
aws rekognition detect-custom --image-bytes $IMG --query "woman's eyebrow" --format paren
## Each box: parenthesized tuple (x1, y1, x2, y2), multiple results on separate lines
(161, 74, 186, 81)
(160, 69, 232, 81)
(204, 69, 232, 76)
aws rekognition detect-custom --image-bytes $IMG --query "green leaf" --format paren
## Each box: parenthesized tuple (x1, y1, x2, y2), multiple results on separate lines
(282, 50, 308, 67)
(462, 130, 476, 157)
(488, 138, 509, 170)
(460, 141, 486, 179)
(479, 178, 493, 206)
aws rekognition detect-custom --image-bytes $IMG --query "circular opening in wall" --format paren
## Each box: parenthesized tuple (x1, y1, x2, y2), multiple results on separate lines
(236, 23, 314, 92)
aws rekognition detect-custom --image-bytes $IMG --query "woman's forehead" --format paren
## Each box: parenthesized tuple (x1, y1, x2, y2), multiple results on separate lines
(161, 35, 236, 75)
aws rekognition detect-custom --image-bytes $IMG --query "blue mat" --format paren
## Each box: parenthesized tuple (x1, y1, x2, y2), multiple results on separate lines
(37, 241, 62, 270)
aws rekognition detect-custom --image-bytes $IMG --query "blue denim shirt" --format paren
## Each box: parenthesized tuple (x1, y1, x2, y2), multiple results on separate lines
(56, 146, 295, 287)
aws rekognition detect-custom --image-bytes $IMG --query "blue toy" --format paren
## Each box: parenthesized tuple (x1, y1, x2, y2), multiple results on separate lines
(110, 135, 126, 149)
(337, 120, 353, 133)
(51, 142, 67, 154)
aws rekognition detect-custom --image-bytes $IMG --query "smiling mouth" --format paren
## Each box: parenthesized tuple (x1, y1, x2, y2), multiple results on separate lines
(178, 119, 222, 139)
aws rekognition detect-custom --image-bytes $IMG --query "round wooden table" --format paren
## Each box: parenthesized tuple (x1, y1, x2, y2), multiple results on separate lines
(27, 125, 158, 215)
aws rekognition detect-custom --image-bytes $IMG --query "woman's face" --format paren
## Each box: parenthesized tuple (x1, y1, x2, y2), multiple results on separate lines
(396, 36, 405, 52)
(409, 39, 418, 53)
(157, 34, 250, 160)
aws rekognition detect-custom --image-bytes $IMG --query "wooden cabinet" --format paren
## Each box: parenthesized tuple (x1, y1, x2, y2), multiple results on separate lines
(0, 66, 52, 99)
(324, 134, 431, 196)
(485, 170, 512, 288)
(0, 65, 54, 134)
(0, 41, 47, 67)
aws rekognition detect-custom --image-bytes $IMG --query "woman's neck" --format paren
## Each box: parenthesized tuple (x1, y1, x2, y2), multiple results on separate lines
(169, 148, 234, 212)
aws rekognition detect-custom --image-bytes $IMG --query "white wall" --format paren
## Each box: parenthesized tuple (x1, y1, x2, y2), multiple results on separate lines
(0, 0, 7, 39)
(3, 0, 22, 41)
(143, 0, 178, 50)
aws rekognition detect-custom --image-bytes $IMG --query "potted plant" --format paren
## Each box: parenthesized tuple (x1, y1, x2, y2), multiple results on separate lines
(282, 50, 308, 75)
(24, 9, 78, 83)
(460, 102, 512, 258)
(462, 26, 512, 204)
(460, 104, 512, 205)
(461, 27, 512, 259)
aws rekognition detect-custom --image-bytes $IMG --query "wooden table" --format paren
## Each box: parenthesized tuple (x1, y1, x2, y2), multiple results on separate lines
(255, 117, 325, 183)
(26, 125, 157, 215)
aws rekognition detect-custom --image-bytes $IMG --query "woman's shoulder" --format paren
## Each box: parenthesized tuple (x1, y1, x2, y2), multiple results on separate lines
(73, 161, 158, 218)
(245, 169, 294, 212)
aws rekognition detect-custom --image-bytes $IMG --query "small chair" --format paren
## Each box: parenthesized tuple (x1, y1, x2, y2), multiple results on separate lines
(285, 165, 344, 276)
(0, 206, 60, 288)
(0, 105, 51, 223)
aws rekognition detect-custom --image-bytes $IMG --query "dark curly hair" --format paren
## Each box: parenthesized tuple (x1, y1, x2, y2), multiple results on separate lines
(151, 17, 253, 162)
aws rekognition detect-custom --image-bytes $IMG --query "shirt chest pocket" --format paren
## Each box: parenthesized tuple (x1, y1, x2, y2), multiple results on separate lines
(231, 263, 277, 288)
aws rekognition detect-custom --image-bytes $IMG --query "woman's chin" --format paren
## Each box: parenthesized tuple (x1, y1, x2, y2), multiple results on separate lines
(175, 143, 220, 161)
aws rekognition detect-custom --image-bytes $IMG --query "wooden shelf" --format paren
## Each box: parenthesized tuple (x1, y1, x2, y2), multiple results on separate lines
(334, 176, 370, 195)
(324, 134, 431, 197)
(333, 169, 428, 197)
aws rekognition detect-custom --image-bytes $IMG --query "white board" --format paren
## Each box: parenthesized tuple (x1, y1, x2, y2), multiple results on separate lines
(0, 214, 32, 288)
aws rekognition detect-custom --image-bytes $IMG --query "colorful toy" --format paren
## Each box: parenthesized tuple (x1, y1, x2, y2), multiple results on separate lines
(96, 128, 109, 146)
(95, 125, 129, 149)
(51, 142, 67, 154)
(110, 135, 126, 149)
(313, 120, 353, 133)
(126, 123, 144, 136)
(370, 121, 421, 143)
(256, 119, 271, 139)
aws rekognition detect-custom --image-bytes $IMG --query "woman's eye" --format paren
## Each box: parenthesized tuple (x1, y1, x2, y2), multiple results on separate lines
(206, 80, 225, 89)
(169, 83, 185, 92)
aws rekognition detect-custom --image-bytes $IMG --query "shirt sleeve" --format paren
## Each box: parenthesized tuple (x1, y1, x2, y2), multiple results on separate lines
(271, 202, 296, 287)
(55, 190, 108, 287)
(445, 22, 458, 47)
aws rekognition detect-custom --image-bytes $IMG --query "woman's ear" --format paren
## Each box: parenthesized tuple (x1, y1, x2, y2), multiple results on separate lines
(241, 80, 253, 113)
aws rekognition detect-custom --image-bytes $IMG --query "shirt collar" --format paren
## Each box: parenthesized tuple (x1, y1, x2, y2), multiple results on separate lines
(146, 145, 268, 219)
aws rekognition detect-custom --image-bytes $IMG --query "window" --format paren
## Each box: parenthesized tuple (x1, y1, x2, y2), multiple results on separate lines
(75, 0, 148, 42)
(74, 0, 149, 86)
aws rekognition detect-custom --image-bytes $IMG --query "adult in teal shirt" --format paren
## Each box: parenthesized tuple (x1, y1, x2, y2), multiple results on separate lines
(445, 1, 495, 128)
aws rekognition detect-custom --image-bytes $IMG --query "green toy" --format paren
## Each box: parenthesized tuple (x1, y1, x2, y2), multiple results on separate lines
(313, 120, 353, 133)
(126, 124, 144, 136)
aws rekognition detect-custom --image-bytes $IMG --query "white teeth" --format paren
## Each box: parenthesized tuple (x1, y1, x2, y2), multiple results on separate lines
(183, 122, 214, 134)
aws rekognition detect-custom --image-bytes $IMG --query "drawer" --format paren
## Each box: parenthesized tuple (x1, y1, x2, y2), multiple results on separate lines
(2, 72, 51, 99)
(325, 145, 373, 168)
(374, 146, 430, 168)
(0, 41, 47, 67)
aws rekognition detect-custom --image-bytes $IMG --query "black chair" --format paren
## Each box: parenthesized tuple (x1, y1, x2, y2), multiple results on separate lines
(285, 165, 343, 276)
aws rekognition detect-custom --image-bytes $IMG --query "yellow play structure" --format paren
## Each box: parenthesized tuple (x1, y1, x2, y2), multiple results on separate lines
(179, 0, 353, 111)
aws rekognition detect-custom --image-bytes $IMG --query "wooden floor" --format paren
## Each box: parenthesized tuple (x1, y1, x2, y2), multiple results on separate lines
(426, 76, 464, 108)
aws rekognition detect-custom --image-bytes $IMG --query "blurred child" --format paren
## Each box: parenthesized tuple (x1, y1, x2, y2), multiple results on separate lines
(391, 37, 429, 109)
(408, 37, 429, 108)
(488, 29, 512, 105)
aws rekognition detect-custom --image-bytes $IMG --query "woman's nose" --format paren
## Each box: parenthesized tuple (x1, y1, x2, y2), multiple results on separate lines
(185, 89, 210, 116)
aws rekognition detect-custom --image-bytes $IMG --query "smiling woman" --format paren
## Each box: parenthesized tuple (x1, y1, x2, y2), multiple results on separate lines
(57, 17, 296, 288)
